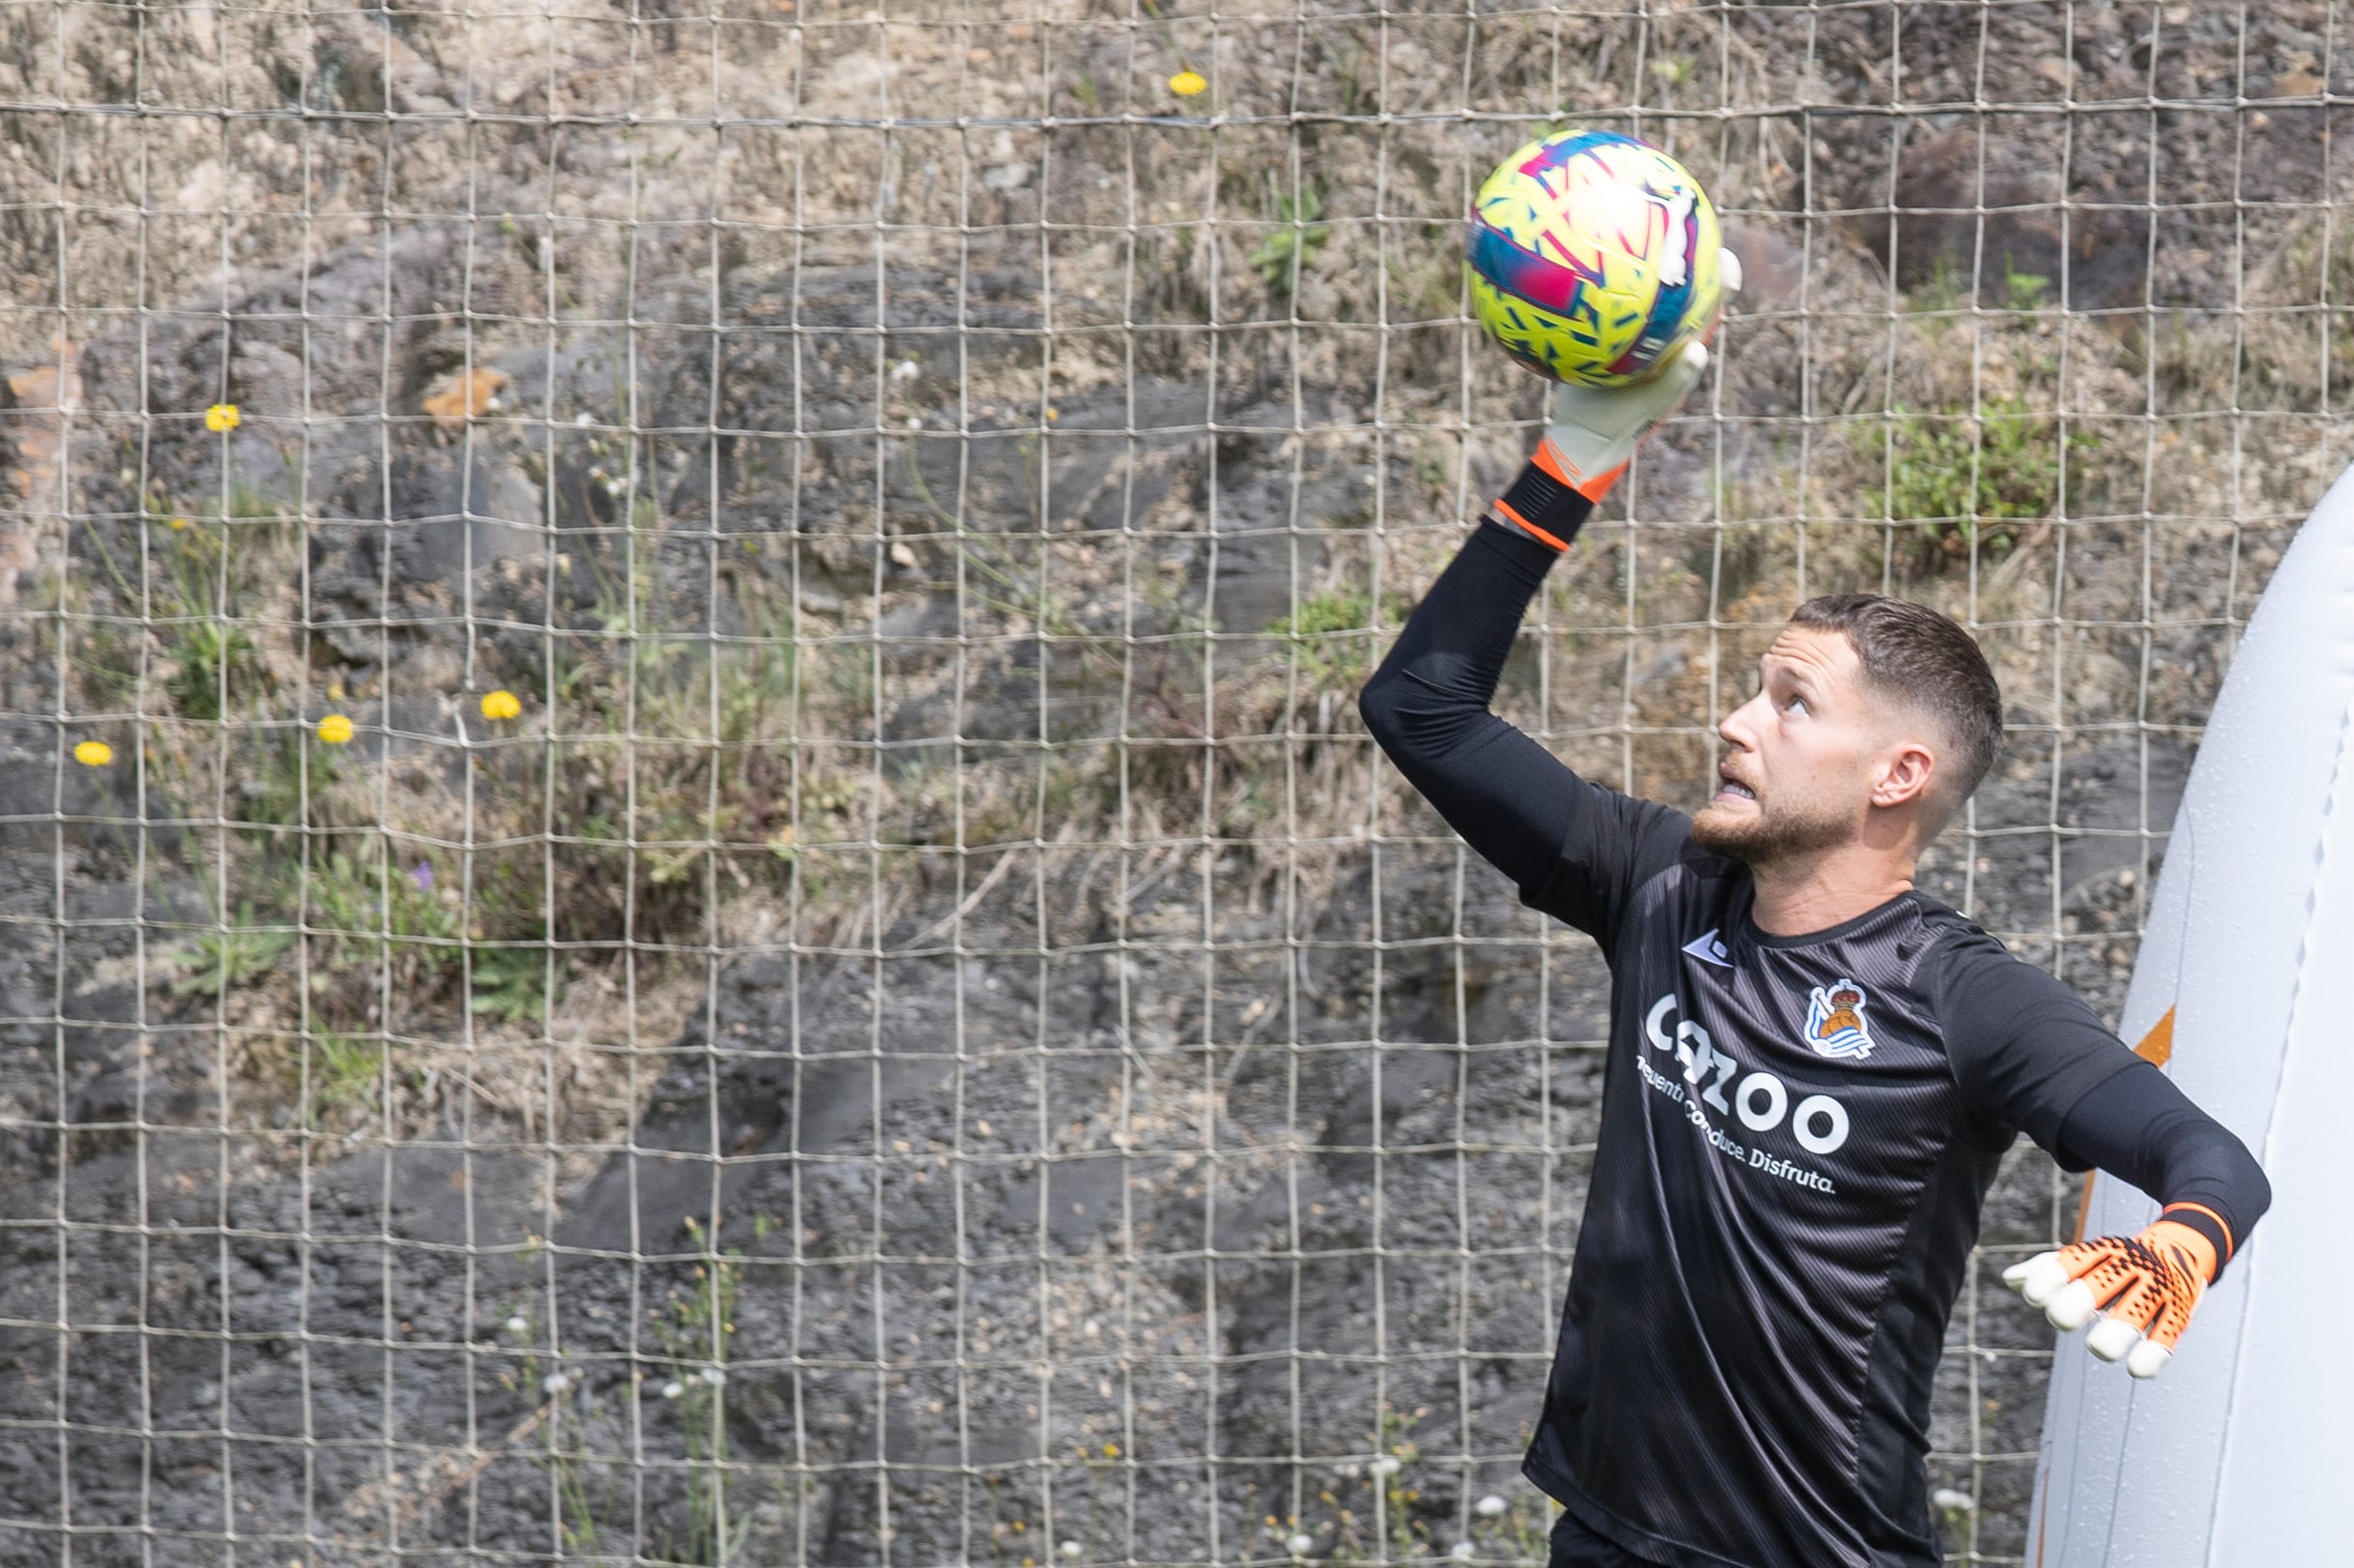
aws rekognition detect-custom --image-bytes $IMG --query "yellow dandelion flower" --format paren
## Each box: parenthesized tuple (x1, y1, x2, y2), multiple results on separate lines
(168, 515, 189, 531)
(73, 740, 112, 767)
(1169, 69, 1207, 98)
(204, 403, 241, 433)
(480, 688, 522, 720)
(1102, 1442, 1120, 1458)
(316, 713, 355, 744)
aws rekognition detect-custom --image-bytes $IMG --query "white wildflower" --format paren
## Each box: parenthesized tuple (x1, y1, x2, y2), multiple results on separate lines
(1059, 1543, 1082, 1560)
(1286, 1534, 1313, 1556)
(661, 1379, 684, 1400)
(1448, 1544, 1475, 1562)
(573, 412, 596, 427)
(700, 1366, 726, 1386)
(1931, 1489, 1976, 1514)
(891, 359, 920, 382)
(905, 415, 922, 429)
(1474, 1495, 1508, 1518)
(504, 1316, 527, 1336)
(1367, 1454, 1402, 1479)
(541, 1372, 570, 1395)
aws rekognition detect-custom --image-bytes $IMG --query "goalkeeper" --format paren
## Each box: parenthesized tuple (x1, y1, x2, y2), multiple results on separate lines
(1357, 330, 2271, 1568)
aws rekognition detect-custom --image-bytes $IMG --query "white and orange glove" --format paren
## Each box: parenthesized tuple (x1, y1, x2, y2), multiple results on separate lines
(1487, 247, 1741, 549)
(2002, 1206, 2232, 1379)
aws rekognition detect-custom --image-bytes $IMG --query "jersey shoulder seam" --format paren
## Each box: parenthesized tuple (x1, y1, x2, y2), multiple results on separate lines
(1923, 918, 1972, 1093)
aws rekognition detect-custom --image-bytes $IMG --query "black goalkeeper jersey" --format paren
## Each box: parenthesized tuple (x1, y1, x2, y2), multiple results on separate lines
(1518, 813, 2115, 1568)
(1358, 518, 2270, 1568)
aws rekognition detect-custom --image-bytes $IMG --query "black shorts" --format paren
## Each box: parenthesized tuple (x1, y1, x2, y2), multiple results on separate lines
(1547, 1506, 1668, 1568)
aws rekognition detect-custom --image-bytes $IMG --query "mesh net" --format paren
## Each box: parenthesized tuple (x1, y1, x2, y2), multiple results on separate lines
(0, 0, 2336, 1562)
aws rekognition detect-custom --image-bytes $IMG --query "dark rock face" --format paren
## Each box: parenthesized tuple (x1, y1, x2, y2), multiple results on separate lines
(0, 702, 2165, 1565)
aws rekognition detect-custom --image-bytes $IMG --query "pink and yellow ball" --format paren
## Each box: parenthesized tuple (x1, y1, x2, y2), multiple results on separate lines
(1466, 130, 1725, 386)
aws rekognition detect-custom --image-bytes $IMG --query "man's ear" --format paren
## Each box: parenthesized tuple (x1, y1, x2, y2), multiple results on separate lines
(1872, 738, 1938, 809)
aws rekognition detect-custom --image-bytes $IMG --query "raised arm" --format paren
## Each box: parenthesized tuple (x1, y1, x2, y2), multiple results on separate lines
(1359, 342, 1711, 940)
(1356, 516, 1592, 896)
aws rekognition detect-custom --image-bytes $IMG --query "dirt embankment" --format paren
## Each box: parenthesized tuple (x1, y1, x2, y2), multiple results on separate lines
(1, 1, 2340, 1562)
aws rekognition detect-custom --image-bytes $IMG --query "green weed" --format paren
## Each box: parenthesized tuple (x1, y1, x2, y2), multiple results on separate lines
(497, 1290, 621, 1555)
(1220, 1408, 1561, 1566)
(234, 726, 340, 837)
(1872, 392, 2089, 563)
(299, 846, 466, 994)
(2004, 261, 2050, 313)
(172, 903, 295, 997)
(305, 1030, 387, 1124)
(166, 617, 265, 721)
(651, 1214, 762, 1565)
(1271, 586, 1395, 690)
(122, 513, 277, 722)
(1251, 183, 1332, 300)
(1649, 54, 1696, 88)
(468, 940, 555, 1024)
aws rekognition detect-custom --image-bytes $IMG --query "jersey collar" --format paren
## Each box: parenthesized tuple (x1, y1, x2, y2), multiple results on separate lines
(1734, 884, 1922, 951)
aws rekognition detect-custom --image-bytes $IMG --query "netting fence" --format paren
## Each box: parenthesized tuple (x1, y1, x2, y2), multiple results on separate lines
(1, 0, 2342, 1562)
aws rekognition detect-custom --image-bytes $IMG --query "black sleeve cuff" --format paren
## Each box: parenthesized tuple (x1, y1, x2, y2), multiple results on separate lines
(1490, 458, 1595, 550)
(1472, 513, 1574, 583)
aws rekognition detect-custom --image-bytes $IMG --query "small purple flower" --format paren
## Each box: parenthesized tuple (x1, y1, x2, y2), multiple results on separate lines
(410, 861, 434, 892)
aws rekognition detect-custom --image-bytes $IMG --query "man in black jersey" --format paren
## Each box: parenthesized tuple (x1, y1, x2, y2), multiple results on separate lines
(1357, 339, 2270, 1568)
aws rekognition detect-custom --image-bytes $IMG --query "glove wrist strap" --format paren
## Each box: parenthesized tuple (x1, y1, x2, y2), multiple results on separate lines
(1489, 453, 1597, 553)
(2157, 1204, 2233, 1278)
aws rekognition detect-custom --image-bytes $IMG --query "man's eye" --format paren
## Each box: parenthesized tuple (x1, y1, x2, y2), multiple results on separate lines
(1786, 695, 1809, 715)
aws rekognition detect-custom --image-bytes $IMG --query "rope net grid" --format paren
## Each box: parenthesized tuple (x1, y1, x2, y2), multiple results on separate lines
(1, 0, 2340, 1563)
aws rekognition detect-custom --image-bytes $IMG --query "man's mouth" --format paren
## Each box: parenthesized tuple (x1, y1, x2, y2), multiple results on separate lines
(1714, 769, 1757, 803)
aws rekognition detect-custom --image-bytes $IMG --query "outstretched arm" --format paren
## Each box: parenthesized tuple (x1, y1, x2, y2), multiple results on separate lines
(1938, 933, 2271, 1378)
(2053, 1060, 2270, 1276)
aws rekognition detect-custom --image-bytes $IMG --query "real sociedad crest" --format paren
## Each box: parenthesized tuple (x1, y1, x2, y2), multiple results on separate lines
(1803, 978, 1875, 1060)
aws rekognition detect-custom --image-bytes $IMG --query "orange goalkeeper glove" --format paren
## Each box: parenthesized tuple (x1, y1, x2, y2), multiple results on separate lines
(2002, 1208, 2228, 1379)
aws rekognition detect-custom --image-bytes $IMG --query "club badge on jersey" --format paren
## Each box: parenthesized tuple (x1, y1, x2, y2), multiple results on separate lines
(1804, 979, 1876, 1060)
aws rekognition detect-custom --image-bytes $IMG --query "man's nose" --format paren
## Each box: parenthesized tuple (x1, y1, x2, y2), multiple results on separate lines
(1719, 693, 1761, 748)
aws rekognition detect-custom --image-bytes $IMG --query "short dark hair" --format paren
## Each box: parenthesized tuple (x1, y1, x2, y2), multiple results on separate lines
(1788, 594, 2003, 819)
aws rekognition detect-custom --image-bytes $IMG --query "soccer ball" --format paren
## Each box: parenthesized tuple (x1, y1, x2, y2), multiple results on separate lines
(1465, 129, 1725, 386)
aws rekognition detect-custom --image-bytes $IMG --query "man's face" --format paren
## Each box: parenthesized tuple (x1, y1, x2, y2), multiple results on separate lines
(1691, 624, 1898, 865)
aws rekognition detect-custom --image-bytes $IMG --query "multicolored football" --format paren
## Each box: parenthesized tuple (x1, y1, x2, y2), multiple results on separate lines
(1465, 129, 1725, 385)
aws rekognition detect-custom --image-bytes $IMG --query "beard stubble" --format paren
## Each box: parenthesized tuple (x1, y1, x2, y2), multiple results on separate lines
(1689, 787, 1856, 867)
